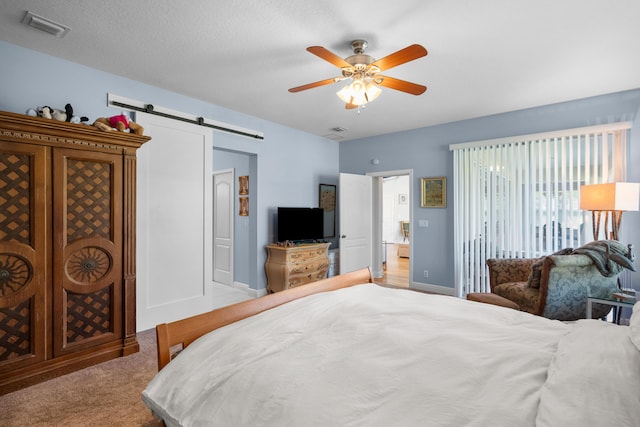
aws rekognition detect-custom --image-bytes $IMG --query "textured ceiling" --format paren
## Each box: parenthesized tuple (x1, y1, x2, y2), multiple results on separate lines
(1, 0, 639, 141)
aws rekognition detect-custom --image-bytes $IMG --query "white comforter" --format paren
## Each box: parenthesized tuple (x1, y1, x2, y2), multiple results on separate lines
(142, 284, 640, 427)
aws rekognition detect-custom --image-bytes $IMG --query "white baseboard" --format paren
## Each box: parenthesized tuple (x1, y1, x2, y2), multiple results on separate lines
(231, 281, 249, 293)
(251, 288, 268, 298)
(234, 282, 266, 298)
(211, 280, 267, 299)
(371, 267, 384, 278)
(231, 281, 268, 298)
(410, 281, 456, 296)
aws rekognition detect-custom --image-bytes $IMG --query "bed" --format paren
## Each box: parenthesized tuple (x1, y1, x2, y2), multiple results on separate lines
(142, 268, 640, 426)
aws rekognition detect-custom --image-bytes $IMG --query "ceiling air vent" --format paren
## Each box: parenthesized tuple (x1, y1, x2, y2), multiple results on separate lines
(323, 134, 344, 141)
(22, 11, 71, 38)
(324, 126, 347, 140)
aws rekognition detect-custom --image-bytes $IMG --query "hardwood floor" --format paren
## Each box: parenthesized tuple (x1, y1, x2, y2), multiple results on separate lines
(376, 243, 409, 288)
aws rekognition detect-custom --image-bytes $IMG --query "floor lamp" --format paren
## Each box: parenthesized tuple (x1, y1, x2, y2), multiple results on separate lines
(579, 182, 640, 241)
(580, 183, 639, 316)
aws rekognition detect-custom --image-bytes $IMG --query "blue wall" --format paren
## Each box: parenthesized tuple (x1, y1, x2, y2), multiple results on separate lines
(340, 89, 640, 289)
(3, 40, 639, 292)
(0, 41, 339, 291)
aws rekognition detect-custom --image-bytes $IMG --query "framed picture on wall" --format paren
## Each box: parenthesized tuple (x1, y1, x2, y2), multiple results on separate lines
(239, 196, 249, 216)
(239, 175, 249, 195)
(421, 177, 446, 208)
(319, 183, 336, 238)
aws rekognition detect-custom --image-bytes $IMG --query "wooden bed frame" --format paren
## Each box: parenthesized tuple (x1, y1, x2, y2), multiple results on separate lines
(155, 268, 373, 370)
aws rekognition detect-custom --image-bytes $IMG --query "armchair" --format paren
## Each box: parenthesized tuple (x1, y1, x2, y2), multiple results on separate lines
(486, 254, 619, 321)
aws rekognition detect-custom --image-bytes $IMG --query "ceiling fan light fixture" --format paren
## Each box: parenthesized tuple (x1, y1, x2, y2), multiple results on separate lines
(365, 82, 382, 102)
(337, 81, 359, 105)
(290, 40, 427, 109)
(336, 81, 365, 105)
(336, 79, 381, 106)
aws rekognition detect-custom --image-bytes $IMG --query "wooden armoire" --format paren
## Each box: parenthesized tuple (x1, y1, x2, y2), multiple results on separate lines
(0, 111, 150, 394)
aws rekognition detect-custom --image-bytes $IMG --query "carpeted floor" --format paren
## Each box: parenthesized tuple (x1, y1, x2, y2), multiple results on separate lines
(1, 329, 159, 426)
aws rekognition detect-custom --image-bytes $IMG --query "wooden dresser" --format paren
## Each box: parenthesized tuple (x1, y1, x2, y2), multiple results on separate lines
(0, 111, 150, 394)
(265, 242, 331, 293)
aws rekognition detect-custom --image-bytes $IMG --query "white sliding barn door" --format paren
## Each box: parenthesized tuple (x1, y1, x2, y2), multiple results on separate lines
(135, 113, 213, 331)
(213, 169, 234, 286)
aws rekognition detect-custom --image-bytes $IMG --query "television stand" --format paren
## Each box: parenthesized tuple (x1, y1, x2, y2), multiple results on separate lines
(265, 242, 331, 293)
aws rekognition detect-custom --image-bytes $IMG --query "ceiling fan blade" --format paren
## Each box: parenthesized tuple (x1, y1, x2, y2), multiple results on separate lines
(288, 78, 338, 93)
(377, 76, 427, 95)
(345, 102, 358, 109)
(307, 46, 352, 68)
(371, 44, 428, 72)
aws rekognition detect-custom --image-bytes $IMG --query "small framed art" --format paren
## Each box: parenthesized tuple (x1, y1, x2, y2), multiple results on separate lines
(239, 197, 249, 216)
(239, 176, 249, 195)
(319, 183, 336, 238)
(421, 177, 446, 208)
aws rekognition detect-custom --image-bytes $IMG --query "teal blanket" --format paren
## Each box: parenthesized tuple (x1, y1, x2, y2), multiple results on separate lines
(572, 240, 636, 277)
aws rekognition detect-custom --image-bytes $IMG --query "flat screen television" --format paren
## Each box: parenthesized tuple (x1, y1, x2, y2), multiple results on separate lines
(277, 207, 324, 243)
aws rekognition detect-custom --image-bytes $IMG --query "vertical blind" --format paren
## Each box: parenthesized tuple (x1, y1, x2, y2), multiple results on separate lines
(450, 122, 631, 296)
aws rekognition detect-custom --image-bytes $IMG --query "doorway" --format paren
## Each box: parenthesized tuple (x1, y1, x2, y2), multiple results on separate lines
(368, 170, 412, 288)
(212, 149, 257, 293)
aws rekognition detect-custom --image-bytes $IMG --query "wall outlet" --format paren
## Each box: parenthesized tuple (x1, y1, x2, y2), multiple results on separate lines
(423, 270, 429, 278)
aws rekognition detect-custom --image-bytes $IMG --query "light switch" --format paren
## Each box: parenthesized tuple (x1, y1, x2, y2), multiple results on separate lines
(418, 220, 429, 227)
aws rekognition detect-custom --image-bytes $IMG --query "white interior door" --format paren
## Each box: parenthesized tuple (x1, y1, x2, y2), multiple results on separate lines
(213, 169, 234, 286)
(339, 173, 372, 274)
(135, 112, 213, 331)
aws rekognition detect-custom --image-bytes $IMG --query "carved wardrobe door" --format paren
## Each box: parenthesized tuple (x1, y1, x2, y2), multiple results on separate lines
(52, 147, 123, 356)
(0, 141, 48, 371)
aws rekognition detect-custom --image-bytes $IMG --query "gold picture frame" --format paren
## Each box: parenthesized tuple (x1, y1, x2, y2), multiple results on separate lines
(421, 177, 446, 208)
(239, 175, 249, 195)
(239, 197, 249, 216)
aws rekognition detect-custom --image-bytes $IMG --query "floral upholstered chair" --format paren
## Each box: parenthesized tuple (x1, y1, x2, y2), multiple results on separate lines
(486, 241, 634, 320)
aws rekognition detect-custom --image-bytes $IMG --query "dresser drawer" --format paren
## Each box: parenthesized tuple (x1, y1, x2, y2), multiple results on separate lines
(286, 247, 328, 263)
(265, 243, 331, 293)
(288, 264, 330, 288)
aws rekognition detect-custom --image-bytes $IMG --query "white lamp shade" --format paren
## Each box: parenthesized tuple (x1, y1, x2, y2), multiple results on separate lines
(579, 182, 640, 211)
(336, 80, 381, 106)
(337, 83, 361, 105)
(364, 83, 381, 102)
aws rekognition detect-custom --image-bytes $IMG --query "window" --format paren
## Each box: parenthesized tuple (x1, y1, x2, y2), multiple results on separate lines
(451, 123, 630, 295)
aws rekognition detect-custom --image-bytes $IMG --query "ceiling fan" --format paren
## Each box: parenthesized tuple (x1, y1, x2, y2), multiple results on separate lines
(288, 40, 428, 110)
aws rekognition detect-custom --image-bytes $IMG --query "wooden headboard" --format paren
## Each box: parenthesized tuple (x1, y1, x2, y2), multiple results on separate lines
(155, 268, 373, 370)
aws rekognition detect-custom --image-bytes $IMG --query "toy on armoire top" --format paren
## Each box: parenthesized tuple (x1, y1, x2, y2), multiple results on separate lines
(26, 103, 89, 124)
(92, 113, 144, 135)
(25, 104, 144, 135)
